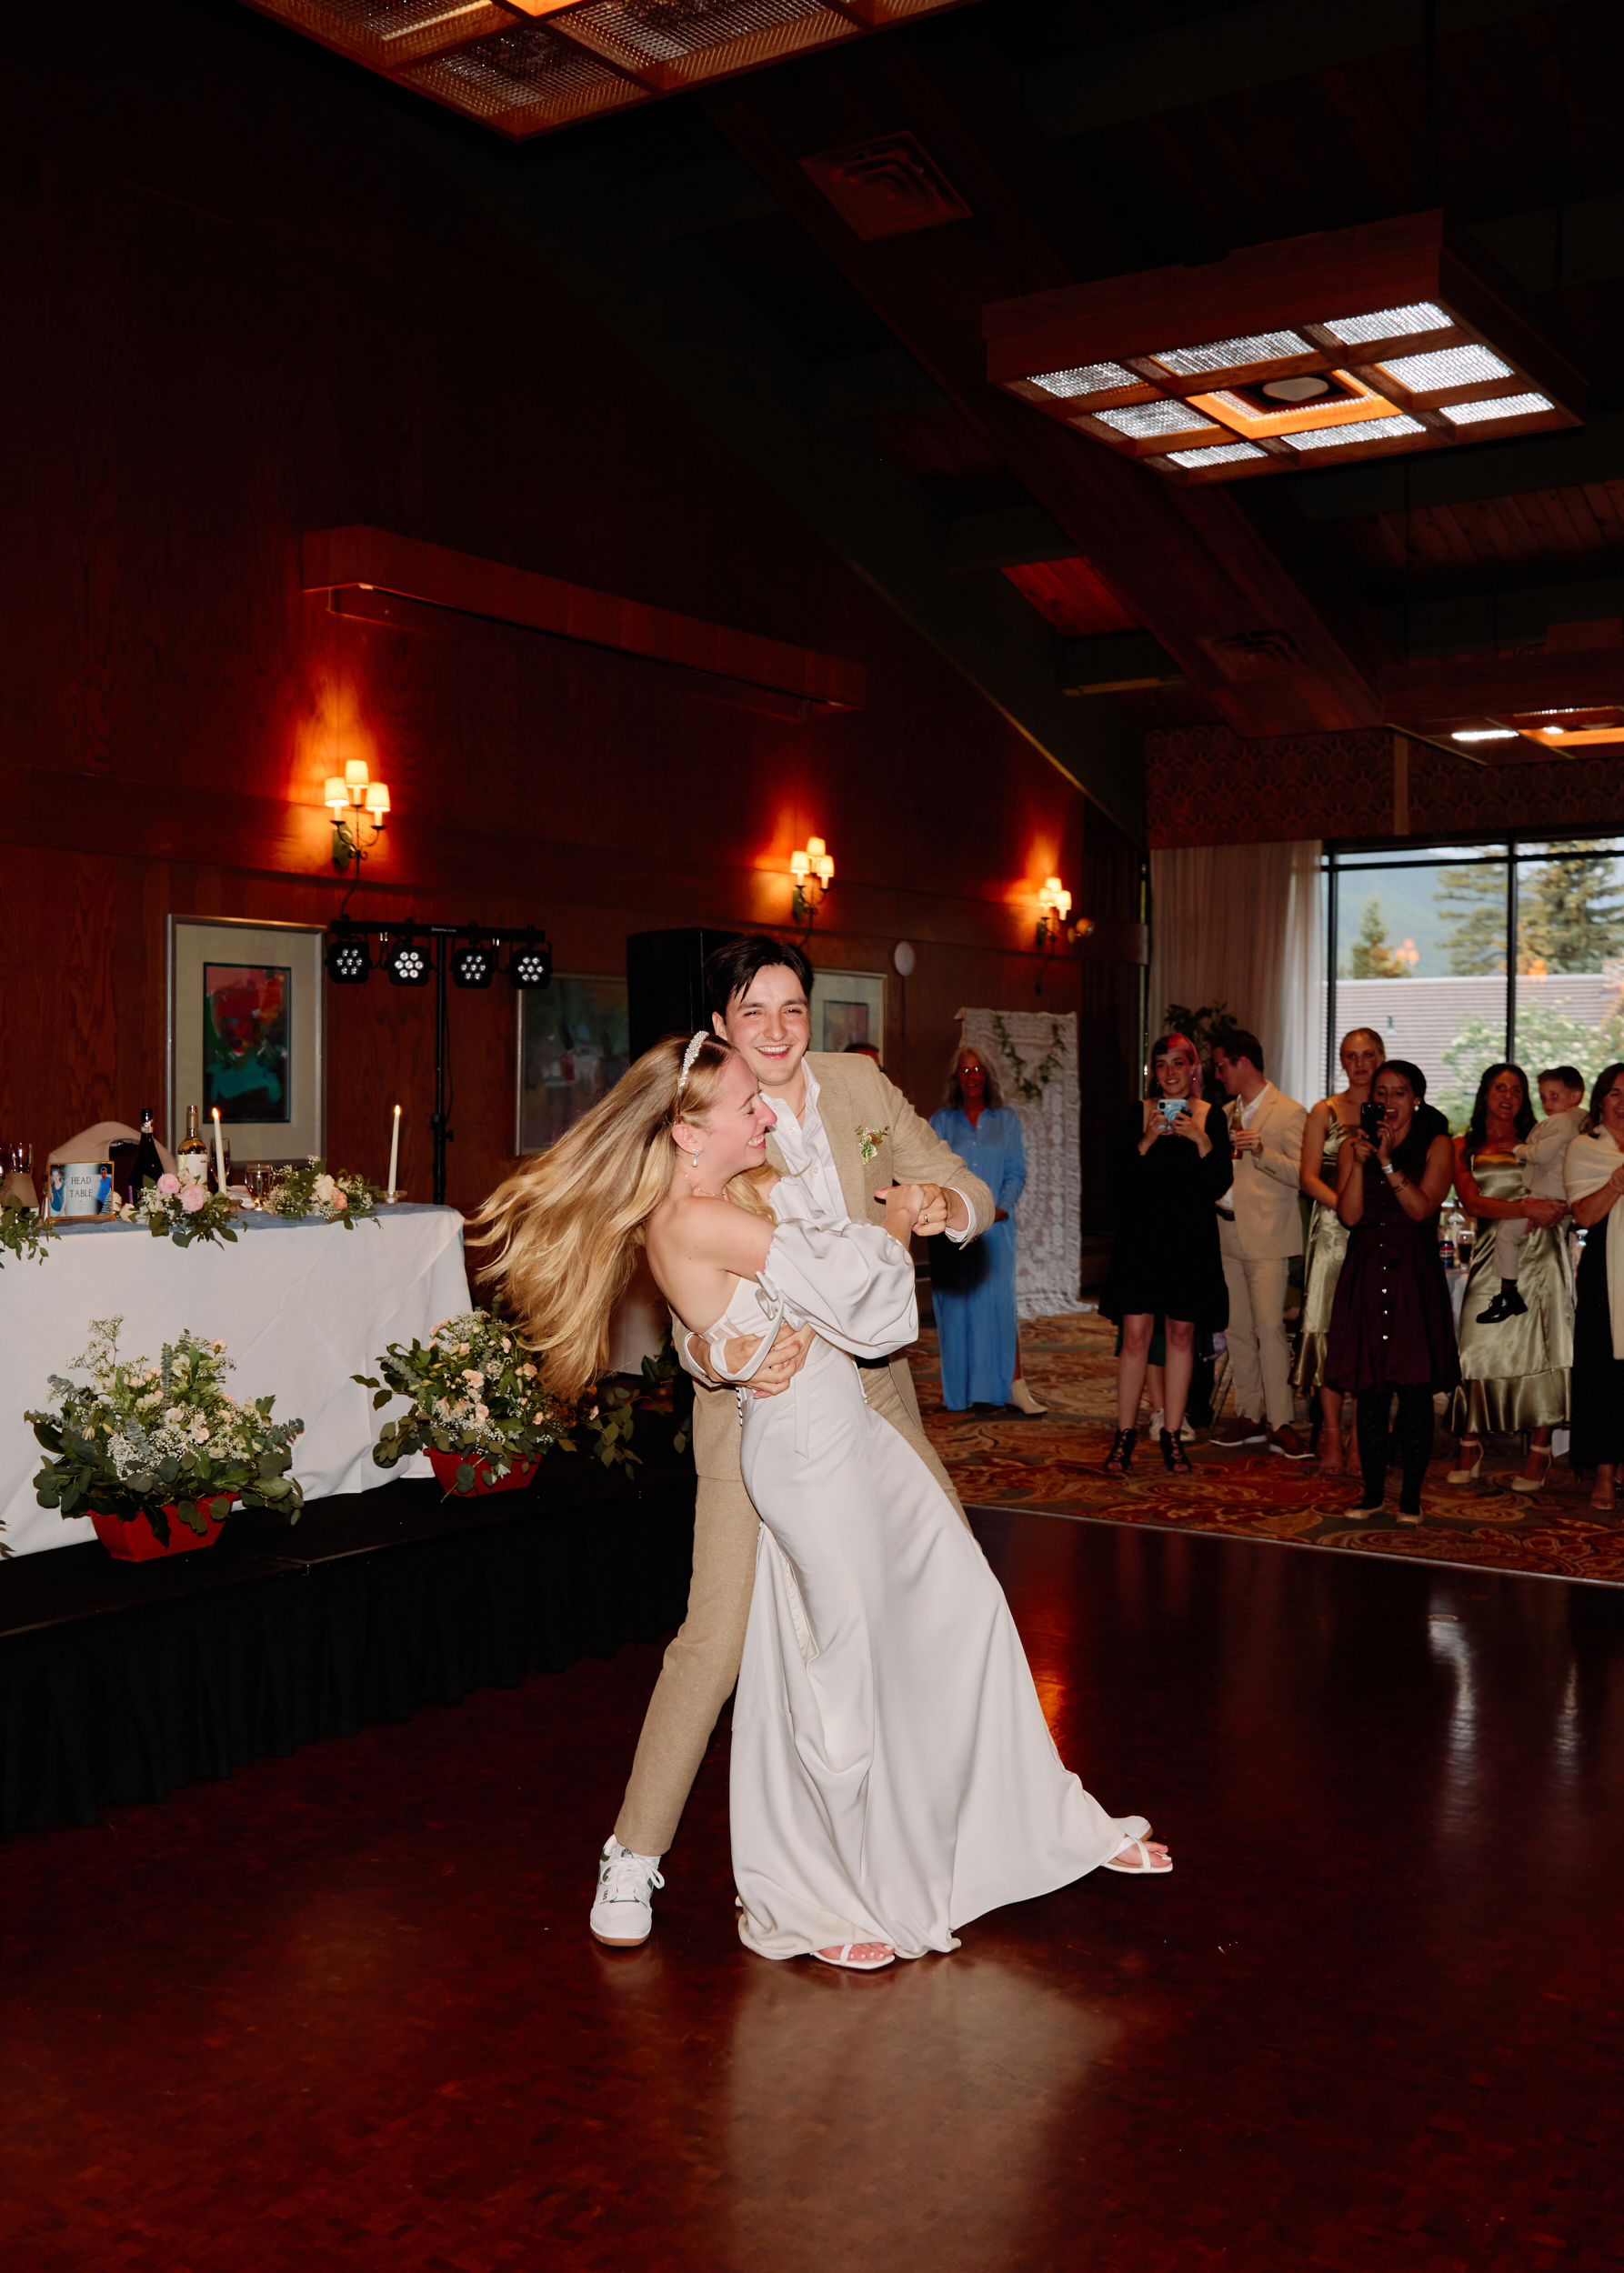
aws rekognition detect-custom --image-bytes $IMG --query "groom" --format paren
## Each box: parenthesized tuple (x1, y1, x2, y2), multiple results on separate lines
(590, 935, 996, 1946)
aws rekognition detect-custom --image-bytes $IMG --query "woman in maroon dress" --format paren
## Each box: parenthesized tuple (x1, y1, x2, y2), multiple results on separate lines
(1324, 1060, 1459, 1523)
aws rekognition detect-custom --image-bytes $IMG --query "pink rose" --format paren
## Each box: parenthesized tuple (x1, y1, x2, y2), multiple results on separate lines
(157, 1174, 181, 1196)
(331, 1191, 347, 1211)
(180, 1184, 208, 1215)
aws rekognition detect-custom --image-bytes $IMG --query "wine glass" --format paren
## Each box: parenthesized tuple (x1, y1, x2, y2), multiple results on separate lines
(243, 1164, 276, 1206)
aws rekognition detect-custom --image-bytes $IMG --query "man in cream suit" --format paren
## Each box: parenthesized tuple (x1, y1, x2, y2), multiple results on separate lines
(590, 935, 995, 1947)
(1209, 1031, 1310, 1460)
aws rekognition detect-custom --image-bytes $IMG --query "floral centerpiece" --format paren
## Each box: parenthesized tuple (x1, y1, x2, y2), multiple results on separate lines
(27, 1317, 305, 1551)
(261, 1158, 384, 1228)
(119, 1174, 239, 1249)
(356, 1308, 648, 1496)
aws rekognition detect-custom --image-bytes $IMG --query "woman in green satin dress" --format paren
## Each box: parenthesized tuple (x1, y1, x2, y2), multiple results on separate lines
(1293, 1027, 1386, 1478)
(1449, 1064, 1572, 1492)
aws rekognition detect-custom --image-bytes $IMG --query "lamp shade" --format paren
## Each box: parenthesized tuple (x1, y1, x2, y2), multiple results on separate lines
(344, 757, 370, 788)
(364, 783, 391, 815)
(325, 776, 347, 814)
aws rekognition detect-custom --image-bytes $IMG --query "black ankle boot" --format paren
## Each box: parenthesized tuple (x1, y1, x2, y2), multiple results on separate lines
(1103, 1427, 1137, 1477)
(1159, 1427, 1193, 1475)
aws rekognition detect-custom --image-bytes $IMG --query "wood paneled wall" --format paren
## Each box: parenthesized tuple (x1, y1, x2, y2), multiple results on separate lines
(0, 5, 1138, 1219)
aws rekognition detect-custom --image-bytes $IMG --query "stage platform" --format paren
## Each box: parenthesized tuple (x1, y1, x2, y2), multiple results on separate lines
(0, 1417, 695, 1839)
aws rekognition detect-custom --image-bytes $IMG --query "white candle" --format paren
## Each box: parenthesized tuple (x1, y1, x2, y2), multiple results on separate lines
(212, 1107, 227, 1194)
(387, 1103, 400, 1199)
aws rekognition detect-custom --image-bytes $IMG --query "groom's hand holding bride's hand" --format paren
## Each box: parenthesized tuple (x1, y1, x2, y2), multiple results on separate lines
(879, 1183, 927, 1246)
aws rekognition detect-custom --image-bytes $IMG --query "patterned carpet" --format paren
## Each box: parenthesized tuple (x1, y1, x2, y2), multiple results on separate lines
(910, 1309, 1624, 1587)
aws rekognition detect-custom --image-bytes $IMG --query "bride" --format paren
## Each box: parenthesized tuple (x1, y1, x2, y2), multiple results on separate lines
(477, 1031, 1169, 1970)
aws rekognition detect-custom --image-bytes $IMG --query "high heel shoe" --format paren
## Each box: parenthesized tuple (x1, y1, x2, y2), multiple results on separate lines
(1446, 1438, 1483, 1486)
(1510, 1447, 1552, 1496)
(1158, 1427, 1193, 1475)
(1103, 1427, 1137, 1477)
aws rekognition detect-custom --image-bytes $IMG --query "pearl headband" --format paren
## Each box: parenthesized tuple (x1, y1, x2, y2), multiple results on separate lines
(677, 1031, 709, 1096)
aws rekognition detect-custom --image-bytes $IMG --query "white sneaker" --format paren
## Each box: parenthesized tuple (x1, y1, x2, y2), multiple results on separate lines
(589, 1838, 665, 1947)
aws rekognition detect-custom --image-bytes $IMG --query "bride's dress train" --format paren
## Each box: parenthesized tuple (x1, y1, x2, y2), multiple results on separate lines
(712, 1179, 1145, 1961)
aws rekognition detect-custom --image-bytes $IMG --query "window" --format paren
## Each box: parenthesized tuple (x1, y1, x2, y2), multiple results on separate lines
(1323, 836, 1624, 1126)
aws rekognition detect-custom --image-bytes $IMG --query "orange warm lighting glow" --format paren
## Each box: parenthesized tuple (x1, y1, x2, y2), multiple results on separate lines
(364, 784, 391, 815)
(344, 756, 370, 788)
(1038, 876, 1072, 922)
(325, 776, 348, 815)
(1190, 370, 1402, 440)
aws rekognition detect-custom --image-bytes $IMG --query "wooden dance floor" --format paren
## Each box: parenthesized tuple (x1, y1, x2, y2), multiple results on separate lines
(4, 1509, 1621, 2270)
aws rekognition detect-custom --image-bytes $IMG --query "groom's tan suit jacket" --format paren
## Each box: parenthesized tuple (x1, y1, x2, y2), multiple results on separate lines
(617, 1051, 994, 1857)
(687, 1051, 996, 1480)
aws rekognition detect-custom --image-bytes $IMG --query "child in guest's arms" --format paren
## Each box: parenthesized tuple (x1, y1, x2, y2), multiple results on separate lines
(1479, 1066, 1587, 1323)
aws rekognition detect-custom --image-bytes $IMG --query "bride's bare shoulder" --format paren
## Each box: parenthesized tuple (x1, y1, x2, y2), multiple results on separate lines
(648, 1191, 770, 1270)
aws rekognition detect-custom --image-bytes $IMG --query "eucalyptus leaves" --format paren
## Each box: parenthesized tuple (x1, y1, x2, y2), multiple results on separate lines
(990, 1016, 1067, 1106)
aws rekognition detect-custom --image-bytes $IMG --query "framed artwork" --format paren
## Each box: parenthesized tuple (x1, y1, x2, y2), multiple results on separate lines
(517, 976, 630, 1153)
(168, 917, 325, 1164)
(811, 970, 885, 1060)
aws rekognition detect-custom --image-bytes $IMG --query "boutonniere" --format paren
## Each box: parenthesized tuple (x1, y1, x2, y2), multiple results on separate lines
(857, 1125, 887, 1163)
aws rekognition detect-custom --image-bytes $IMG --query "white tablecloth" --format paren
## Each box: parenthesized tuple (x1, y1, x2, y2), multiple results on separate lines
(0, 1205, 470, 1558)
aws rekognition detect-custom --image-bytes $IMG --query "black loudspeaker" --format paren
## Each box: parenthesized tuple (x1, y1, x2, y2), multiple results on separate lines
(626, 928, 741, 1065)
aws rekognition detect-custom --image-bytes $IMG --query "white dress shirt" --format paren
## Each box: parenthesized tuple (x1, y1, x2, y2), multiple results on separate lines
(770, 1060, 974, 1240)
(1216, 1081, 1273, 1217)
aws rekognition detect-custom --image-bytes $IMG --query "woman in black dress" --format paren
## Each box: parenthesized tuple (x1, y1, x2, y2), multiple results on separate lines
(1564, 1060, 1624, 1514)
(1099, 1032, 1232, 1476)
(1324, 1060, 1458, 1523)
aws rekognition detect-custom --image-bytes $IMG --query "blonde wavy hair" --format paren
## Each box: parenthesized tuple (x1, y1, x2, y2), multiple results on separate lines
(472, 1032, 770, 1404)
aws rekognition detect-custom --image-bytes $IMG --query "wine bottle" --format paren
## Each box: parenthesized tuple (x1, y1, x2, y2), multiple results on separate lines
(178, 1104, 209, 1186)
(133, 1106, 165, 1197)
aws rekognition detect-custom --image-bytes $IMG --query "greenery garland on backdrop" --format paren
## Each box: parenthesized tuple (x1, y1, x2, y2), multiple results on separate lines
(990, 1015, 1067, 1104)
(26, 1318, 305, 1547)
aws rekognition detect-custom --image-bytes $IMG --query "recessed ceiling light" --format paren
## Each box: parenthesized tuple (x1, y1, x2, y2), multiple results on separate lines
(1030, 362, 1138, 398)
(1151, 331, 1310, 376)
(1096, 401, 1214, 438)
(1440, 391, 1554, 426)
(1321, 303, 1450, 344)
(1260, 375, 1331, 402)
(1280, 414, 1426, 451)
(1451, 728, 1519, 743)
(1379, 344, 1513, 390)
(1167, 441, 1268, 467)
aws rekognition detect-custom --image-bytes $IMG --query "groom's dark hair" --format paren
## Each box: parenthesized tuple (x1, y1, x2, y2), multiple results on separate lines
(705, 934, 815, 1018)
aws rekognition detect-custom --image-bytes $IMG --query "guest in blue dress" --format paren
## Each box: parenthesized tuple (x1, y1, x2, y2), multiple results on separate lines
(929, 1046, 1043, 1413)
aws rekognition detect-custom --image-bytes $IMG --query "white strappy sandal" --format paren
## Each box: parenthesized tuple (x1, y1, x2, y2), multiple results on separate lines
(1102, 1836, 1173, 1877)
(813, 1941, 897, 1970)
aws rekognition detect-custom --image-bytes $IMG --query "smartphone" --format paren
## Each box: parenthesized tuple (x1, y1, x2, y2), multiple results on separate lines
(1158, 1098, 1185, 1126)
(1359, 1099, 1386, 1139)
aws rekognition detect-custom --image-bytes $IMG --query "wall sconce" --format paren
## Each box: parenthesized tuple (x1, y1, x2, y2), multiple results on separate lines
(326, 757, 391, 881)
(791, 836, 835, 925)
(1035, 876, 1072, 950)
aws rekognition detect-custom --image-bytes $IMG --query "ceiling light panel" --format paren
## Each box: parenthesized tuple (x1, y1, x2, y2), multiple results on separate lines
(1168, 442, 1268, 468)
(1440, 391, 1554, 426)
(1031, 363, 1140, 398)
(984, 215, 1585, 483)
(1378, 344, 1513, 391)
(1096, 401, 1214, 438)
(1281, 414, 1427, 452)
(1151, 332, 1312, 376)
(1322, 304, 1449, 344)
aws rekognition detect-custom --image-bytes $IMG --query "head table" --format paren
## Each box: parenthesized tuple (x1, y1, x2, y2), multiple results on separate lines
(0, 1206, 470, 1559)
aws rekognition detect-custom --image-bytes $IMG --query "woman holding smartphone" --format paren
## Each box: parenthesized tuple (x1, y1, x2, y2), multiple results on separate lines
(1098, 1032, 1232, 1476)
(1323, 1060, 1458, 1522)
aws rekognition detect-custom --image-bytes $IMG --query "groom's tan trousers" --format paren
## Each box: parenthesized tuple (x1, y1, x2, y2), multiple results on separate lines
(614, 1350, 974, 1858)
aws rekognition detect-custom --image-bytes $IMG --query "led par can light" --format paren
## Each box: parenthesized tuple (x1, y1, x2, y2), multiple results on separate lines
(325, 928, 371, 985)
(382, 934, 432, 987)
(507, 936, 553, 991)
(450, 940, 496, 989)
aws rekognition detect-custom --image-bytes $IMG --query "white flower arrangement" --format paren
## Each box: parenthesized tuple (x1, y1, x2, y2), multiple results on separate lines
(260, 1157, 384, 1228)
(119, 1173, 238, 1249)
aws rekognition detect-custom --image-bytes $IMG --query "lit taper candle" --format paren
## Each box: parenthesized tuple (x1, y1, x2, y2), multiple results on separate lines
(387, 1103, 400, 1200)
(212, 1106, 227, 1195)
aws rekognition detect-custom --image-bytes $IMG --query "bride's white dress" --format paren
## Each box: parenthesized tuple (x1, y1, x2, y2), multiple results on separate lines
(711, 1177, 1146, 1961)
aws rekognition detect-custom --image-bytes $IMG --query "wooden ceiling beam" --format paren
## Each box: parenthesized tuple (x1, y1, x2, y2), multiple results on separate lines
(1381, 645, 1624, 724)
(706, 81, 1387, 735)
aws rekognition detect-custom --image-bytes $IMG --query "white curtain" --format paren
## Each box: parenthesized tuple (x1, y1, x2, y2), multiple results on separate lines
(1148, 840, 1324, 1109)
(957, 1007, 1084, 1318)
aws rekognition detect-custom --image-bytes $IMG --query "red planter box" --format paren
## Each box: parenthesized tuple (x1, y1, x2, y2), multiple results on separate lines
(427, 1448, 538, 1497)
(89, 1495, 233, 1561)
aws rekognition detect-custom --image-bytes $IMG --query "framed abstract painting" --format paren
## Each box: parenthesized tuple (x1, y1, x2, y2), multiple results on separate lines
(810, 969, 885, 1060)
(167, 917, 326, 1164)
